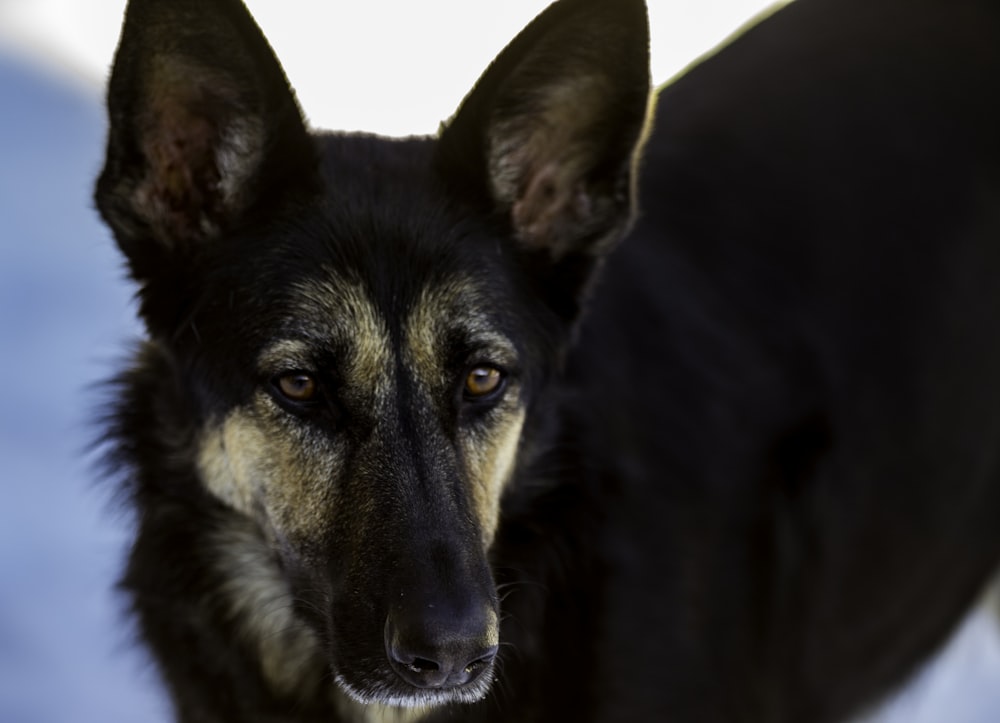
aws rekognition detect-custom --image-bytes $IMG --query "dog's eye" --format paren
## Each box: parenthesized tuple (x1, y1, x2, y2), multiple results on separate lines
(273, 372, 319, 404)
(464, 366, 505, 400)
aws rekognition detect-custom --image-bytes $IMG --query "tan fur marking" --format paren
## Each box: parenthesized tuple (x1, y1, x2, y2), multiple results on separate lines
(197, 406, 341, 542)
(405, 279, 517, 390)
(256, 338, 315, 373)
(294, 274, 394, 403)
(404, 279, 525, 547)
(197, 421, 256, 516)
(211, 518, 325, 698)
(198, 273, 395, 543)
(462, 408, 526, 547)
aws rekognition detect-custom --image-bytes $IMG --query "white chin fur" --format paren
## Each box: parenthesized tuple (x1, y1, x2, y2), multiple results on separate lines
(334, 667, 495, 710)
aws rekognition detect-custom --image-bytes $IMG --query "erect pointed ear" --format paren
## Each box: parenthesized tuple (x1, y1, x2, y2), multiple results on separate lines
(436, 0, 651, 263)
(95, 0, 318, 282)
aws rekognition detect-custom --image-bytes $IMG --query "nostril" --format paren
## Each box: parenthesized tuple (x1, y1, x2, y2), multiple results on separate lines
(388, 648, 449, 689)
(406, 657, 440, 675)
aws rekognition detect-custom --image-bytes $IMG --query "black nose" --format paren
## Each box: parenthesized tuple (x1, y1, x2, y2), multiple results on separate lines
(385, 604, 499, 689)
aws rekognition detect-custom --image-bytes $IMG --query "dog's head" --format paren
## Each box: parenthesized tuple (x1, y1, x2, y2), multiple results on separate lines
(96, 0, 649, 709)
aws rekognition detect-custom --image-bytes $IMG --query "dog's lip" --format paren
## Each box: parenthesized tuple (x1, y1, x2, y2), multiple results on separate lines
(332, 661, 496, 708)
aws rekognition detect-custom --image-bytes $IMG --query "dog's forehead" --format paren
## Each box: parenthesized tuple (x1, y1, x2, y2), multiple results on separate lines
(257, 267, 517, 384)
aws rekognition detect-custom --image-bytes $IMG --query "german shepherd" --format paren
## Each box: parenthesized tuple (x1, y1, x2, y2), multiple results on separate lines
(94, 0, 1000, 721)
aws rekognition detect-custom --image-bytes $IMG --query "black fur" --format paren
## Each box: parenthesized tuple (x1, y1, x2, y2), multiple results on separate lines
(95, 0, 1000, 721)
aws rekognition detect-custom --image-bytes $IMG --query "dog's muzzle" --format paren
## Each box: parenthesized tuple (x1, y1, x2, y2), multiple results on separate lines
(384, 601, 499, 691)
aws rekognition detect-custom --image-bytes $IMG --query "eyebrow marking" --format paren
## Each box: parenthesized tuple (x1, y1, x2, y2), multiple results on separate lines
(403, 277, 518, 391)
(281, 271, 396, 407)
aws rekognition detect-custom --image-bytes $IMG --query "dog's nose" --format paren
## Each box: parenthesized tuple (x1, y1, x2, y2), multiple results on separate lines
(385, 603, 499, 689)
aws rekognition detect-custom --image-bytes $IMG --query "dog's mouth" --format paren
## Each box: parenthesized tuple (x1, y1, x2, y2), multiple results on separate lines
(310, 592, 501, 709)
(332, 656, 498, 709)
(326, 606, 500, 709)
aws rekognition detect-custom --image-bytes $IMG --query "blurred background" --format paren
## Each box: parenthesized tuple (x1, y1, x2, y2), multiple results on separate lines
(0, 1, 997, 721)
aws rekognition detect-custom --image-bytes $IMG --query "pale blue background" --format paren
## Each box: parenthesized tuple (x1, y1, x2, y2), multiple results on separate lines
(0, 55, 167, 722)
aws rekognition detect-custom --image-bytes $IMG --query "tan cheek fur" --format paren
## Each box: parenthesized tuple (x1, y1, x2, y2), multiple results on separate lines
(196, 404, 345, 697)
(197, 273, 395, 546)
(196, 403, 341, 544)
(200, 404, 446, 722)
(461, 407, 526, 547)
(210, 517, 326, 698)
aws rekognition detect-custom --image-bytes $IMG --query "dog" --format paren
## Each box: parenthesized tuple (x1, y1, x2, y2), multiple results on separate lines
(94, 0, 1000, 720)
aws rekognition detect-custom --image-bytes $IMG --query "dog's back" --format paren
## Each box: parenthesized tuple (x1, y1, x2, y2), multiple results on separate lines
(580, 0, 1000, 719)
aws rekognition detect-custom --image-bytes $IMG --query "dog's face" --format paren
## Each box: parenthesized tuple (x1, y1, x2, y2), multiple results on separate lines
(183, 175, 551, 705)
(96, 0, 649, 709)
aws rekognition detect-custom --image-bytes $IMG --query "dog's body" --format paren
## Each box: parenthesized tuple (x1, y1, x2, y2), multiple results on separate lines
(95, 0, 1000, 721)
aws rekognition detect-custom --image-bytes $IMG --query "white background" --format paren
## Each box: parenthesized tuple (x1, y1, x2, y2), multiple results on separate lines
(0, 0, 784, 134)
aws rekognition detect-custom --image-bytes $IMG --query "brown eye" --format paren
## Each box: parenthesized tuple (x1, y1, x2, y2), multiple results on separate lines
(274, 372, 318, 403)
(464, 366, 504, 399)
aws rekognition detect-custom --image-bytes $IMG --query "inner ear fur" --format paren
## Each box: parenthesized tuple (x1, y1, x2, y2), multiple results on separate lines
(437, 0, 651, 261)
(95, 0, 318, 276)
